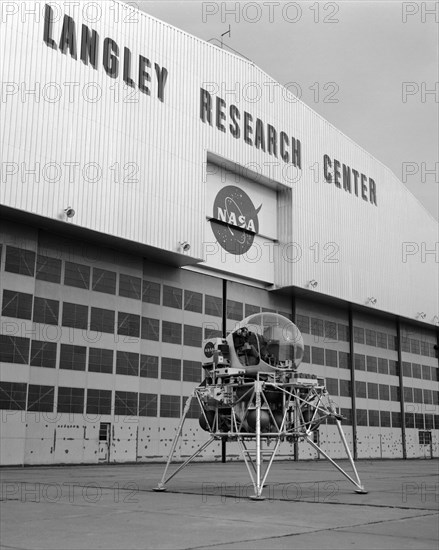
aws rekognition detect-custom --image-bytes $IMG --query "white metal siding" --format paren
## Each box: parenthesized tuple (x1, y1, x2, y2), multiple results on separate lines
(0, 1, 437, 323)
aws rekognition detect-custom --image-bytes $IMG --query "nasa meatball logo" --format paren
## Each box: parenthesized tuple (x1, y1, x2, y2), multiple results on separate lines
(212, 186, 262, 255)
(204, 342, 215, 358)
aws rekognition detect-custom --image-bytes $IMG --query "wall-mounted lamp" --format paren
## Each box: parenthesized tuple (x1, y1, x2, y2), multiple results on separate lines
(367, 297, 377, 305)
(416, 312, 426, 319)
(179, 241, 191, 253)
(64, 206, 75, 219)
(432, 315, 439, 325)
(308, 280, 318, 289)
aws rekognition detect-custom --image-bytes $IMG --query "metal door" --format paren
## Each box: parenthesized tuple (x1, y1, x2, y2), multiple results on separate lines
(98, 422, 111, 463)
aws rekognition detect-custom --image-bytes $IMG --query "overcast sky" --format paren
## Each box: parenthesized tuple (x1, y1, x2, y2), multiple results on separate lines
(138, 0, 438, 220)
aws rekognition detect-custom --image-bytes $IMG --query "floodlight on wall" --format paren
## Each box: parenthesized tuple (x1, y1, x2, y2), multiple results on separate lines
(367, 297, 377, 305)
(308, 280, 318, 289)
(179, 241, 191, 253)
(416, 312, 426, 319)
(64, 206, 75, 218)
(432, 315, 439, 325)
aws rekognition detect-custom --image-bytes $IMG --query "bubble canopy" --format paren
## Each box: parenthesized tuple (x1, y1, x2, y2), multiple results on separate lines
(229, 313, 304, 371)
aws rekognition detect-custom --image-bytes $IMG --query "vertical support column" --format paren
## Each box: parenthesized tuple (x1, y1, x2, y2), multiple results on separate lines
(221, 278, 227, 464)
(291, 291, 299, 462)
(397, 318, 407, 459)
(348, 305, 358, 461)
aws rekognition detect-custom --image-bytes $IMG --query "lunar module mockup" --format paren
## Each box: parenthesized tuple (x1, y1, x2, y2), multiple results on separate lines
(154, 313, 367, 500)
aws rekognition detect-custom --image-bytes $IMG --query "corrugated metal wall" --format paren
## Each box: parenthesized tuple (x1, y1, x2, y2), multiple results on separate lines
(0, 1, 437, 323)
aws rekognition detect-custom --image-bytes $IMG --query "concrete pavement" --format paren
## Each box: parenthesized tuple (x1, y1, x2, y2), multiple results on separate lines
(1, 459, 438, 549)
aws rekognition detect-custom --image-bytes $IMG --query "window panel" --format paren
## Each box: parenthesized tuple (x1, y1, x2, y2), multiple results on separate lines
(139, 393, 157, 416)
(60, 344, 86, 371)
(140, 355, 158, 378)
(162, 321, 181, 344)
(163, 285, 182, 309)
(90, 307, 115, 334)
(5, 246, 35, 276)
(365, 329, 377, 347)
(311, 347, 324, 365)
(92, 268, 116, 295)
(184, 290, 202, 313)
(2, 290, 33, 319)
(160, 394, 181, 418)
(412, 363, 422, 379)
(33, 297, 59, 325)
(379, 384, 390, 401)
(354, 354, 365, 371)
(0, 335, 30, 364)
(325, 349, 337, 368)
(36, 255, 61, 283)
(353, 326, 365, 344)
(311, 318, 324, 337)
(30, 341, 57, 368)
(325, 377, 338, 395)
(356, 381, 367, 398)
(302, 345, 310, 364)
(62, 302, 88, 329)
(161, 357, 181, 381)
(64, 261, 90, 289)
(338, 351, 350, 369)
(367, 383, 378, 400)
(391, 411, 402, 428)
(366, 356, 378, 373)
(116, 351, 139, 376)
(389, 360, 399, 377)
(57, 387, 84, 414)
(403, 387, 413, 403)
(376, 332, 388, 349)
(227, 300, 243, 321)
(390, 385, 400, 402)
(183, 360, 202, 382)
(245, 304, 260, 318)
(368, 409, 380, 427)
(27, 384, 54, 412)
(115, 391, 138, 416)
(184, 325, 202, 347)
(415, 413, 424, 430)
(378, 358, 388, 375)
(0, 382, 27, 410)
(387, 335, 398, 351)
(142, 280, 161, 304)
(117, 312, 140, 338)
(356, 409, 368, 426)
(296, 314, 310, 334)
(340, 408, 352, 424)
(339, 380, 352, 397)
(413, 387, 423, 403)
(87, 389, 112, 415)
(421, 364, 431, 380)
(205, 295, 222, 317)
(402, 362, 412, 378)
(420, 341, 430, 357)
(141, 317, 160, 341)
(410, 339, 420, 355)
(380, 410, 391, 427)
(423, 389, 433, 405)
(324, 321, 337, 341)
(182, 395, 201, 419)
(337, 324, 349, 342)
(88, 348, 113, 374)
(204, 327, 222, 339)
(119, 274, 141, 300)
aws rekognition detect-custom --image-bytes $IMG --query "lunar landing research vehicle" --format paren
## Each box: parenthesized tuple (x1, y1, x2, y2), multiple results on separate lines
(154, 313, 367, 500)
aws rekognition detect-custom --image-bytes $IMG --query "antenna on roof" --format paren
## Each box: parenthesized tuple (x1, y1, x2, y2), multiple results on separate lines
(220, 24, 231, 48)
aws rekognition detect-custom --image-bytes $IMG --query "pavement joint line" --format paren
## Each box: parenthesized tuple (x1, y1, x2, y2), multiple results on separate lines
(142, 488, 439, 512)
(180, 511, 439, 550)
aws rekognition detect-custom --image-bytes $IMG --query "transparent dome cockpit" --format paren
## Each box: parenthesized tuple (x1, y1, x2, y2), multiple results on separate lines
(232, 313, 304, 370)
